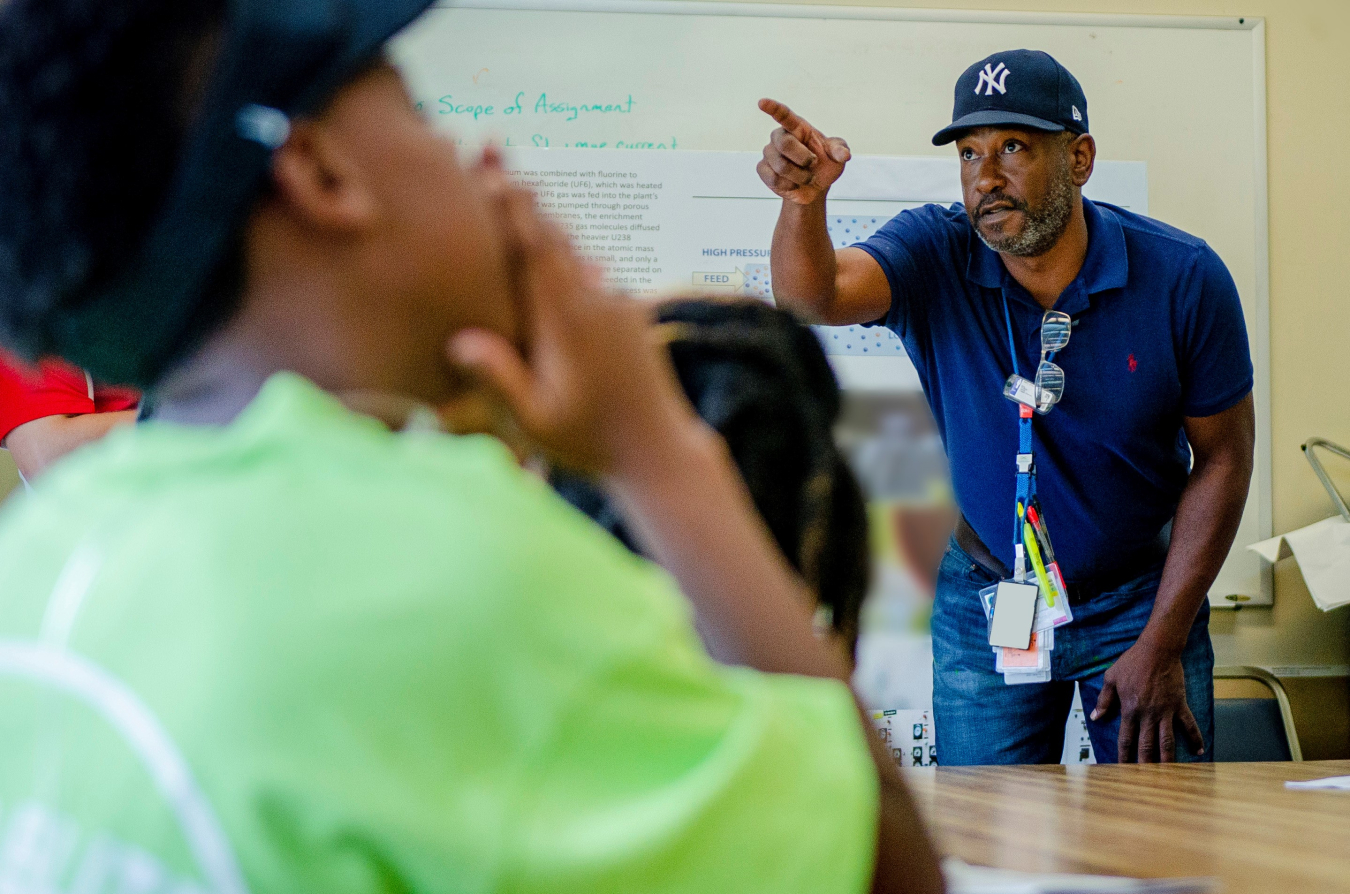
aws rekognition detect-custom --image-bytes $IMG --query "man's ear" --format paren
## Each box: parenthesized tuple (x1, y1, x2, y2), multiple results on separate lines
(268, 120, 377, 232)
(1069, 133, 1096, 188)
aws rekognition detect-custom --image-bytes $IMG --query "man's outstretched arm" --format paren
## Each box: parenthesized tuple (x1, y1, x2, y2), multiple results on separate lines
(757, 99, 892, 327)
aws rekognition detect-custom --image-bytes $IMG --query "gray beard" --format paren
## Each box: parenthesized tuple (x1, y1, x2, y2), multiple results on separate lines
(972, 171, 1076, 258)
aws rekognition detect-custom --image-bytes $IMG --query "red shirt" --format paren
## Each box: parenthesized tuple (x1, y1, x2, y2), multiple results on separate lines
(0, 353, 140, 444)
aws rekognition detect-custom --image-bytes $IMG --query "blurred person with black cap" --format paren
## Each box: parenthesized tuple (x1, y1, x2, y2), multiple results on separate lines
(758, 50, 1255, 766)
(0, 1, 945, 891)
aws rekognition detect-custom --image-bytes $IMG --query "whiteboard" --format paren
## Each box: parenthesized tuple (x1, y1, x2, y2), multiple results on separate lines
(390, 2, 1271, 606)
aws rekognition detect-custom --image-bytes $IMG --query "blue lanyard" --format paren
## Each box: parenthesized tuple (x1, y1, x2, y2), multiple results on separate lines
(1001, 293, 1035, 563)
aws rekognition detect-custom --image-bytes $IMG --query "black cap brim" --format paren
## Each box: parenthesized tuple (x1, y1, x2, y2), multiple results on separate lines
(932, 110, 1066, 146)
(294, 0, 437, 117)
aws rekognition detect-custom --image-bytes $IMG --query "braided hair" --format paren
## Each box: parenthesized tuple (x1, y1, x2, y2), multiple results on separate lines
(552, 299, 870, 656)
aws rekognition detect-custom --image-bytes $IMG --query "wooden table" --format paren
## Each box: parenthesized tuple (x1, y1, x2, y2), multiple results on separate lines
(905, 761, 1350, 893)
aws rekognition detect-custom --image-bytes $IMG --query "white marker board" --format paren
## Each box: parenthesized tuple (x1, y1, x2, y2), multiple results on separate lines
(391, 2, 1271, 606)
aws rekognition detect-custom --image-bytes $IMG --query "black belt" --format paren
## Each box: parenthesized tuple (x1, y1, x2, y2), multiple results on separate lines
(954, 513, 1169, 604)
(954, 514, 1010, 579)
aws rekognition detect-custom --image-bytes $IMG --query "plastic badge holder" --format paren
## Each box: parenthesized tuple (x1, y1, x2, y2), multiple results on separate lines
(983, 583, 1068, 637)
(996, 632, 1049, 672)
(996, 626, 1054, 661)
(989, 581, 1038, 649)
(979, 583, 998, 648)
(1003, 374, 1039, 409)
(1034, 589, 1071, 631)
(1002, 373, 1060, 415)
(979, 583, 997, 617)
(1005, 668, 1051, 685)
(983, 583, 1055, 684)
(1001, 639, 1052, 681)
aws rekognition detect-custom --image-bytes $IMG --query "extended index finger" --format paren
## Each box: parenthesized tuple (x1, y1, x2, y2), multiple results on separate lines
(759, 98, 816, 144)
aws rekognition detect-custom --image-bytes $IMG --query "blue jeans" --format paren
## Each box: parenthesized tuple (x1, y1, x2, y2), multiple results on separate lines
(932, 538, 1214, 765)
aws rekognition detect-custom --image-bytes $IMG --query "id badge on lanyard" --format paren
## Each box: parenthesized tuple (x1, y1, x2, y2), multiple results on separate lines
(981, 294, 1074, 685)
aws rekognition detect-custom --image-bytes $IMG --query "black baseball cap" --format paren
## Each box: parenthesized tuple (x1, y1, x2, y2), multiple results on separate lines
(931, 49, 1089, 146)
(41, 0, 438, 387)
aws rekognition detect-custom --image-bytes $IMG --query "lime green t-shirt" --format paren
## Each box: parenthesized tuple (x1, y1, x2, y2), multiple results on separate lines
(0, 373, 877, 894)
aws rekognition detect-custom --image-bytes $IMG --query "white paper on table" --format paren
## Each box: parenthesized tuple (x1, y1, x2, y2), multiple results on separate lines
(1247, 515, 1350, 611)
(944, 859, 1217, 893)
(1284, 775, 1350, 790)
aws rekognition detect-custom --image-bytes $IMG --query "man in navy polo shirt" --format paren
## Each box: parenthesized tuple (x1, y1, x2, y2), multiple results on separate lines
(757, 49, 1255, 765)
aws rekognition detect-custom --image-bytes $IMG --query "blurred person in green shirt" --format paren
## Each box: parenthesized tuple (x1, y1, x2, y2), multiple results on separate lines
(0, 1, 943, 893)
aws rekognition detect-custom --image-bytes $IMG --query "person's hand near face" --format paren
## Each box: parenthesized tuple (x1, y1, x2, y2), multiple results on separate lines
(447, 149, 945, 894)
(447, 147, 701, 479)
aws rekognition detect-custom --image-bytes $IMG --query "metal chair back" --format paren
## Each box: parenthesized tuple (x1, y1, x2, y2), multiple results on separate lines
(1212, 665, 1302, 762)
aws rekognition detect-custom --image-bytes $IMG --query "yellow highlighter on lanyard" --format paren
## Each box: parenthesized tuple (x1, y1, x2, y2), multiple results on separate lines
(1026, 503, 1069, 607)
(1022, 521, 1056, 607)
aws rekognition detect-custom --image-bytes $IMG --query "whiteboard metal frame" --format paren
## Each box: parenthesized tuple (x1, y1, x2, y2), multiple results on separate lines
(1249, 20, 1273, 605)
(434, 0, 1273, 603)
(439, 0, 1257, 31)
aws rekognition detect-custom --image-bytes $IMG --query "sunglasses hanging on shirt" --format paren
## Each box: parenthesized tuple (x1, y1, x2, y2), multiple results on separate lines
(1003, 310, 1072, 414)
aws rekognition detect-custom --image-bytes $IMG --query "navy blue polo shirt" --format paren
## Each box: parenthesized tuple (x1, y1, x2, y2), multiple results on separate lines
(856, 198, 1252, 583)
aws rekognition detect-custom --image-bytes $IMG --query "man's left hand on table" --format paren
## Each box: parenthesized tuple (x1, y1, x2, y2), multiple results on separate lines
(1091, 641, 1206, 763)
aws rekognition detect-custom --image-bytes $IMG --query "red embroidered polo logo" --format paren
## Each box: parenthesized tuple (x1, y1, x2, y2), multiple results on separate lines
(1128, 353, 1138, 373)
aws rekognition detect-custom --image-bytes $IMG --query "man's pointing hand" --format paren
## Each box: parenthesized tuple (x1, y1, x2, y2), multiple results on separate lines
(757, 98, 851, 206)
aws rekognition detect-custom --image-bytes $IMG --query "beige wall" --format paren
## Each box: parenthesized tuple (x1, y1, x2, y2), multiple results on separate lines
(690, 0, 1350, 672)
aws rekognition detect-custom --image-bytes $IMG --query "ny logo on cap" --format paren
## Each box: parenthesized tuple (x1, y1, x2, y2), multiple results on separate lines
(974, 62, 1010, 96)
